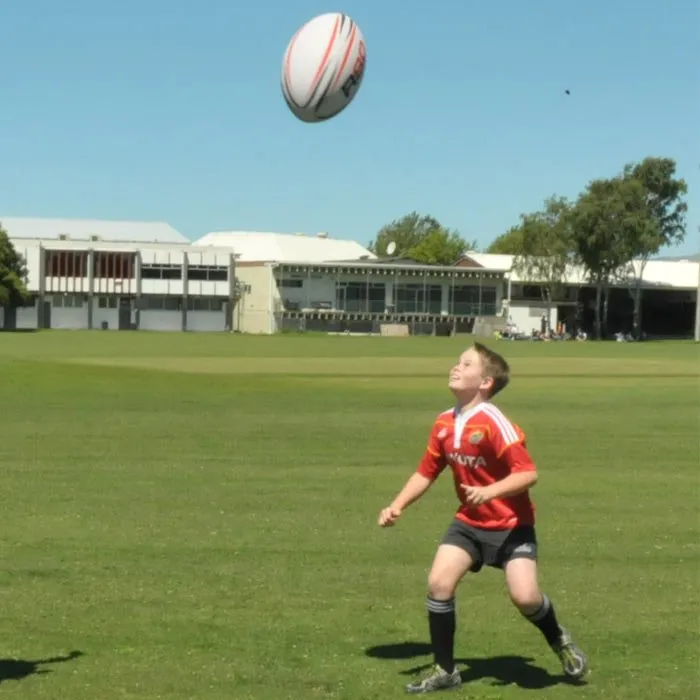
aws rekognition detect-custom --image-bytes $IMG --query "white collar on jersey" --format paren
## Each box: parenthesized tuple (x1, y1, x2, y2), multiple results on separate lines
(452, 401, 490, 449)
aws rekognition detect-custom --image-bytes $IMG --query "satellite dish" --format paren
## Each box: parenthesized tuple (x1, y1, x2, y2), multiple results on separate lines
(386, 241, 396, 255)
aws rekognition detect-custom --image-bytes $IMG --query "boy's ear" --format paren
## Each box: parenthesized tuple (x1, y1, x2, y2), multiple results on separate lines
(480, 375, 494, 393)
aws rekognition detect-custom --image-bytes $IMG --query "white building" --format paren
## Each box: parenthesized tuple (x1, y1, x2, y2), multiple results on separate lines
(1, 217, 237, 332)
(193, 231, 507, 335)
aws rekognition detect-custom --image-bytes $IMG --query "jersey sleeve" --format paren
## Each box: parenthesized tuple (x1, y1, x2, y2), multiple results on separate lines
(416, 419, 448, 480)
(501, 441, 537, 473)
(485, 409, 537, 473)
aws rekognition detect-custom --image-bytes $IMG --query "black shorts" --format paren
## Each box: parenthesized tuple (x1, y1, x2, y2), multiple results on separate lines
(440, 518, 537, 573)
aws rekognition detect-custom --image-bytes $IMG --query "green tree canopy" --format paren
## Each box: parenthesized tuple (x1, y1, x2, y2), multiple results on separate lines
(368, 212, 477, 265)
(616, 157, 688, 336)
(511, 196, 576, 329)
(0, 225, 29, 309)
(569, 175, 655, 338)
(486, 226, 524, 254)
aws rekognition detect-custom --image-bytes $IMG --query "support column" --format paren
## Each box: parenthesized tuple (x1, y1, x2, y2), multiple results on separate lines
(37, 244, 46, 329)
(135, 251, 142, 330)
(182, 251, 189, 331)
(87, 248, 94, 330)
(227, 253, 236, 332)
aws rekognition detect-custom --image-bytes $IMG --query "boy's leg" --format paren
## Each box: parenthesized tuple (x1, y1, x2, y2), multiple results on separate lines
(405, 521, 478, 694)
(503, 555, 588, 680)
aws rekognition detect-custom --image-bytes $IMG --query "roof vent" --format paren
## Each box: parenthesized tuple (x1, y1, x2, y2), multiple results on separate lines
(317, 231, 329, 238)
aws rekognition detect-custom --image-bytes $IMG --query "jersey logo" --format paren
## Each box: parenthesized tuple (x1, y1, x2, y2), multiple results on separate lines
(469, 430, 484, 444)
(437, 428, 447, 440)
(447, 453, 487, 469)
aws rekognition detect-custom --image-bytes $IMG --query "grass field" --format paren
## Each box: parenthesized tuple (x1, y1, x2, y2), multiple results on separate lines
(0, 331, 698, 699)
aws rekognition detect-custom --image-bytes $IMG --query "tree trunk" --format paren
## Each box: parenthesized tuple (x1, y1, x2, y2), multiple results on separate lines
(602, 285, 610, 339)
(633, 284, 642, 339)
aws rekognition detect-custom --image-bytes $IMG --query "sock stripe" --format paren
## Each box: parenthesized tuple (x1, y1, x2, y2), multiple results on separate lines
(525, 593, 551, 622)
(426, 596, 455, 614)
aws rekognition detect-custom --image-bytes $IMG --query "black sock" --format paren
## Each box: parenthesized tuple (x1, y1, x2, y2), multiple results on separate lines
(426, 596, 456, 673)
(523, 593, 562, 647)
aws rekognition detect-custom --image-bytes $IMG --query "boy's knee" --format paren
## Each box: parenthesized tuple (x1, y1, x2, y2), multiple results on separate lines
(509, 588, 542, 615)
(427, 570, 458, 600)
(505, 556, 541, 613)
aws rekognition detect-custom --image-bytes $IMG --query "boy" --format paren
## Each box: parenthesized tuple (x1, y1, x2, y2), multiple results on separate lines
(378, 342, 588, 694)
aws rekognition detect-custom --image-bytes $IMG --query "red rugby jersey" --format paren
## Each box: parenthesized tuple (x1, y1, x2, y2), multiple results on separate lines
(417, 402, 536, 530)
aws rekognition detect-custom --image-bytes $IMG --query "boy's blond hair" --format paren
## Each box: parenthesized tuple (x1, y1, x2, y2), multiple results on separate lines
(472, 342, 510, 397)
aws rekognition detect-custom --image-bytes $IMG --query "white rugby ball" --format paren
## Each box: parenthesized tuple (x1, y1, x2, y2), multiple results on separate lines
(281, 12, 366, 123)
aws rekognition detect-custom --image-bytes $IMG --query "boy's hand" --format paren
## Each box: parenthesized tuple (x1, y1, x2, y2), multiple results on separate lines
(462, 485, 492, 506)
(378, 506, 402, 527)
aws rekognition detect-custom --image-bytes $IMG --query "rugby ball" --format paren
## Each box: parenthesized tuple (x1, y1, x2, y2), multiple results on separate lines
(281, 12, 366, 123)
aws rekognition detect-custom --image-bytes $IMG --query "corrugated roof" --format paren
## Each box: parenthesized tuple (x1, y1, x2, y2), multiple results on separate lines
(193, 230, 376, 262)
(466, 253, 699, 290)
(0, 217, 189, 244)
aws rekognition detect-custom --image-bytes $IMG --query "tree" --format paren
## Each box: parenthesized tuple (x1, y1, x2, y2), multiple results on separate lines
(570, 176, 653, 339)
(486, 226, 524, 254)
(617, 157, 688, 338)
(368, 212, 476, 265)
(0, 224, 29, 312)
(509, 196, 576, 332)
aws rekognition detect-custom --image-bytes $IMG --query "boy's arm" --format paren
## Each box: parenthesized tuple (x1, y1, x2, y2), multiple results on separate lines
(379, 420, 446, 527)
(379, 472, 435, 527)
(390, 472, 434, 510)
(463, 444, 538, 504)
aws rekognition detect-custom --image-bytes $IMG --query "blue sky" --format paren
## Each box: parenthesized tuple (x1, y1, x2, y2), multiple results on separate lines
(1, 0, 698, 255)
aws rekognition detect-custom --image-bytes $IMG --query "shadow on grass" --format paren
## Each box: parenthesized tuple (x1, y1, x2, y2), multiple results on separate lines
(366, 641, 582, 690)
(0, 650, 84, 684)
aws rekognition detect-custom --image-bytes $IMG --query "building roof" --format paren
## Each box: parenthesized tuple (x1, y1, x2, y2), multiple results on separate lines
(655, 252, 700, 262)
(464, 253, 699, 290)
(193, 230, 376, 263)
(0, 217, 189, 244)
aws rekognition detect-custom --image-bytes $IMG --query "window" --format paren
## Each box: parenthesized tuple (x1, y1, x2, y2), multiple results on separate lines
(278, 278, 303, 288)
(141, 264, 182, 280)
(394, 284, 441, 314)
(187, 265, 228, 281)
(94, 252, 136, 279)
(52, 295, 85, 308)
(139, 296, 182, 311)
(449, 285, 497, 315)
(335, 282, 385, 312)
(45, 250, 89, 277)
(186, 297, 226, 311)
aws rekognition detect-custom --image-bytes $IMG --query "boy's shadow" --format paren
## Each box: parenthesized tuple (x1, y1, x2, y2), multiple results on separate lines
(366, 642, 581, 690)
(0, 650, 84, 684)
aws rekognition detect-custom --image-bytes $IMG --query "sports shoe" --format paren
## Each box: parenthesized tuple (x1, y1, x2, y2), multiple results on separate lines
(405, 664, 461, 694)
(551, 627, 588, 680)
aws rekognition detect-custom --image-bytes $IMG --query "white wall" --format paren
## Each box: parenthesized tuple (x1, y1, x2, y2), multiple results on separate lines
(140, 248, 185, 265)
(234, 265, 275, 333)
(17, 306, 37, 329)
(186, 250, 232, 267)
(11, 243, 41, 290)
(187, 311, 225, 332)
(186, 280, 229, 297)
(92, 301, 119, 330)
(51, 306, 89, 329)
(139, 310, 182, 331)
(507, 301, 557, 334)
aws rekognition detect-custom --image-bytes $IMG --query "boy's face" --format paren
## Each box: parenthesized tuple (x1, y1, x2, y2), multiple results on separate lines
(448, 347, 493, 399)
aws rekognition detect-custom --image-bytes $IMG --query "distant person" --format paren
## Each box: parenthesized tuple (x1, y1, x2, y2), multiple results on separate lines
(378, 342, 588, 693)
